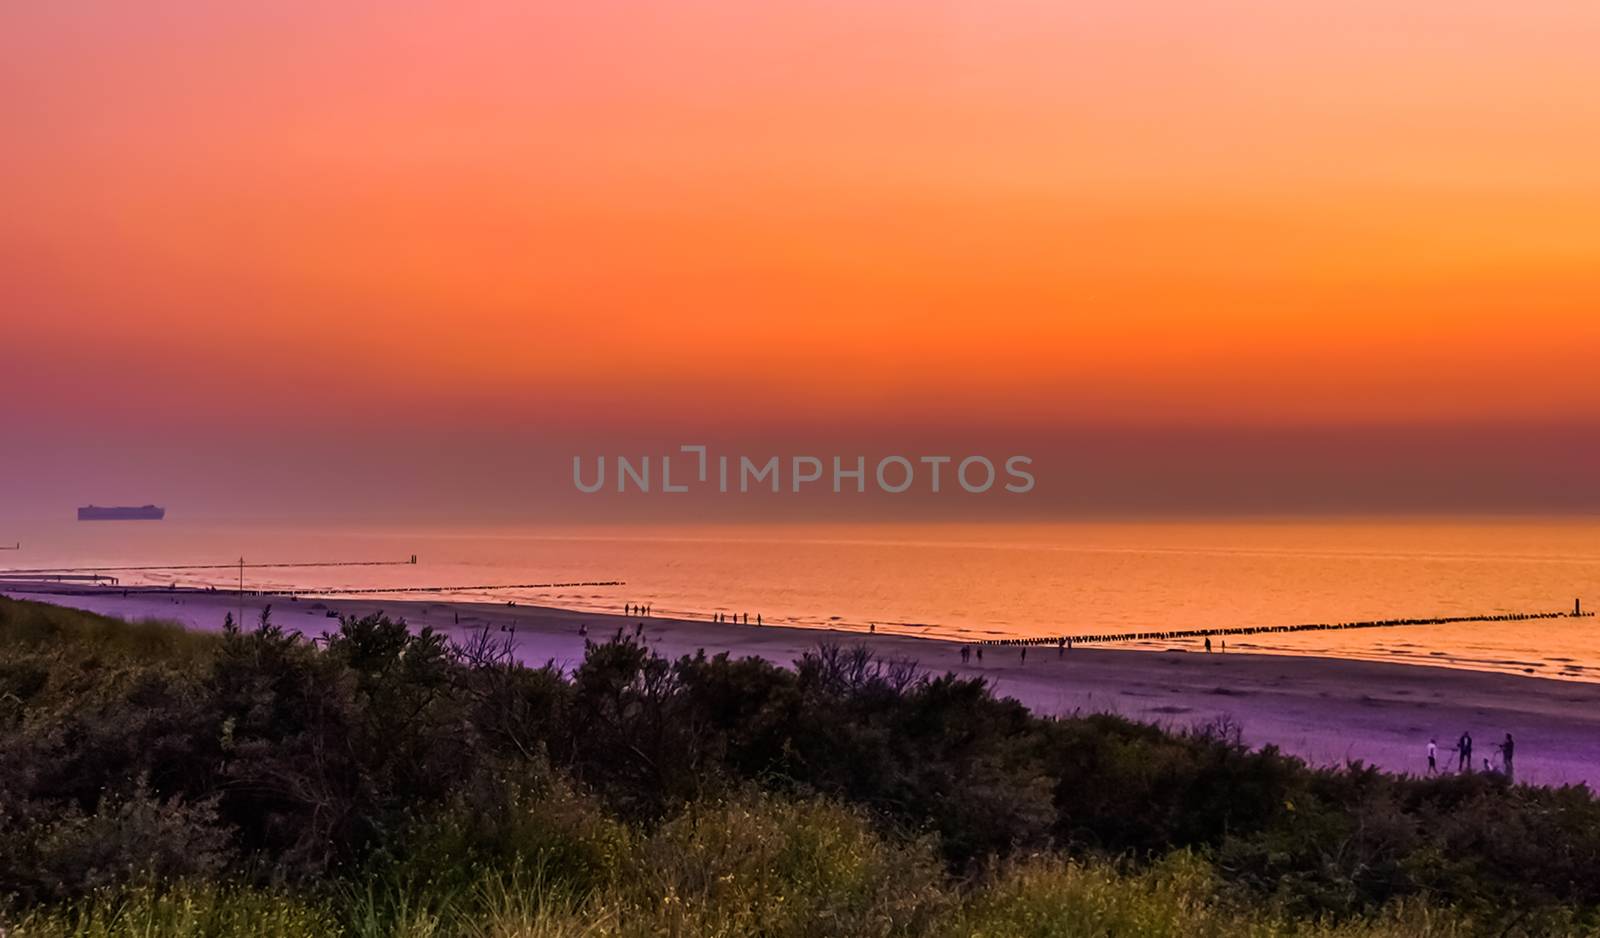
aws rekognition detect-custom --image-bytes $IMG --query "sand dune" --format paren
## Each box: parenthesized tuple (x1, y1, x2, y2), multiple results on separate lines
(8, 584, 1599, 788)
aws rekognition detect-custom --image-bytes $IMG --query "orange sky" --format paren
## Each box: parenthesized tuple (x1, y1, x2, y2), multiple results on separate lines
(3, 2, 1600, 516)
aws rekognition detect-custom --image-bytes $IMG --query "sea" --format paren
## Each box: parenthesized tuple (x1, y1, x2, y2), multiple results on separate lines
(3, 517, 1598, 680)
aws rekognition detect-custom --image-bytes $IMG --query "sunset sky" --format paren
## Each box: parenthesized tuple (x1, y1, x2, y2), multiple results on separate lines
(3, 1, 1599, 519)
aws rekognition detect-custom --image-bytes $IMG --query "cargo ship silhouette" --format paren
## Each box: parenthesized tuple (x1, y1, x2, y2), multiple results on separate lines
(77, 505, 166, 521)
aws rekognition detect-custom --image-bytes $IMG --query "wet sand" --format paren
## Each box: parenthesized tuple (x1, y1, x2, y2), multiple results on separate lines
(8, 584, 1600, 788)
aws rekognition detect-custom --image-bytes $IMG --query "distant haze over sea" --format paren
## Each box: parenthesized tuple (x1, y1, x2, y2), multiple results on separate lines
(5, 421, 1600, 523)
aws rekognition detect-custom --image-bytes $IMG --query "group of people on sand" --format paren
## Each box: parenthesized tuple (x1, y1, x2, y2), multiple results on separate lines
(623, 603, 767, 627)
(712, 611, 760, 625)
(618, 604, 772, 627)
(1427, 731, 1516, 782)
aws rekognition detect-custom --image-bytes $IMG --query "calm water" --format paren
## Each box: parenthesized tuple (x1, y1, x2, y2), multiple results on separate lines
(4, 518, 1599, 679)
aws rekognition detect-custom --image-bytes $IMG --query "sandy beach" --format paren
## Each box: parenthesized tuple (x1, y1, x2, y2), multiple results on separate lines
(7, 583, 1600, 789)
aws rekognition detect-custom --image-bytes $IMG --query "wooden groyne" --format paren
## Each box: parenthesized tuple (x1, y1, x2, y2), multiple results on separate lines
(981, 609, 1595, 647)
(279, 580, 626, 596)
(0, 580, 625, 599)
(0, 557, 419, 575)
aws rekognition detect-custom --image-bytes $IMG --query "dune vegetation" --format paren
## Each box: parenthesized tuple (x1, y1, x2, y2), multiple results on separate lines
(2, 595, 1598, 936)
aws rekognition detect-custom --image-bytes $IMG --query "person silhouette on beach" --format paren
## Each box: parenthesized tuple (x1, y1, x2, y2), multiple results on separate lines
(1204, 637, 1212, 653)
(1458, 731, 1473, 772)
(960, 645, 970, 664)
(1020, 647, 1027, 664)
(1499, 733, 1515, 782)
(976, 647, 983, 663)
(1427, 738, 1438, 774)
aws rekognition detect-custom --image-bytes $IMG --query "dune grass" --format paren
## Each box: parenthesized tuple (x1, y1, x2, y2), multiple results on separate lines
(6, 796, 1514, 938)
(6, 883, 338, 937)
(0, 595, 214, 665)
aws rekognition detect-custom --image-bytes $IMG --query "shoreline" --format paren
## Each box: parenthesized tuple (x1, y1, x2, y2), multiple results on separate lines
(7, 583, 1600, 788)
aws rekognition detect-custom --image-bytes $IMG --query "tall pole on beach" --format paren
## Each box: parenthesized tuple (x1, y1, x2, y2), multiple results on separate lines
(239, 556, 245, 628)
